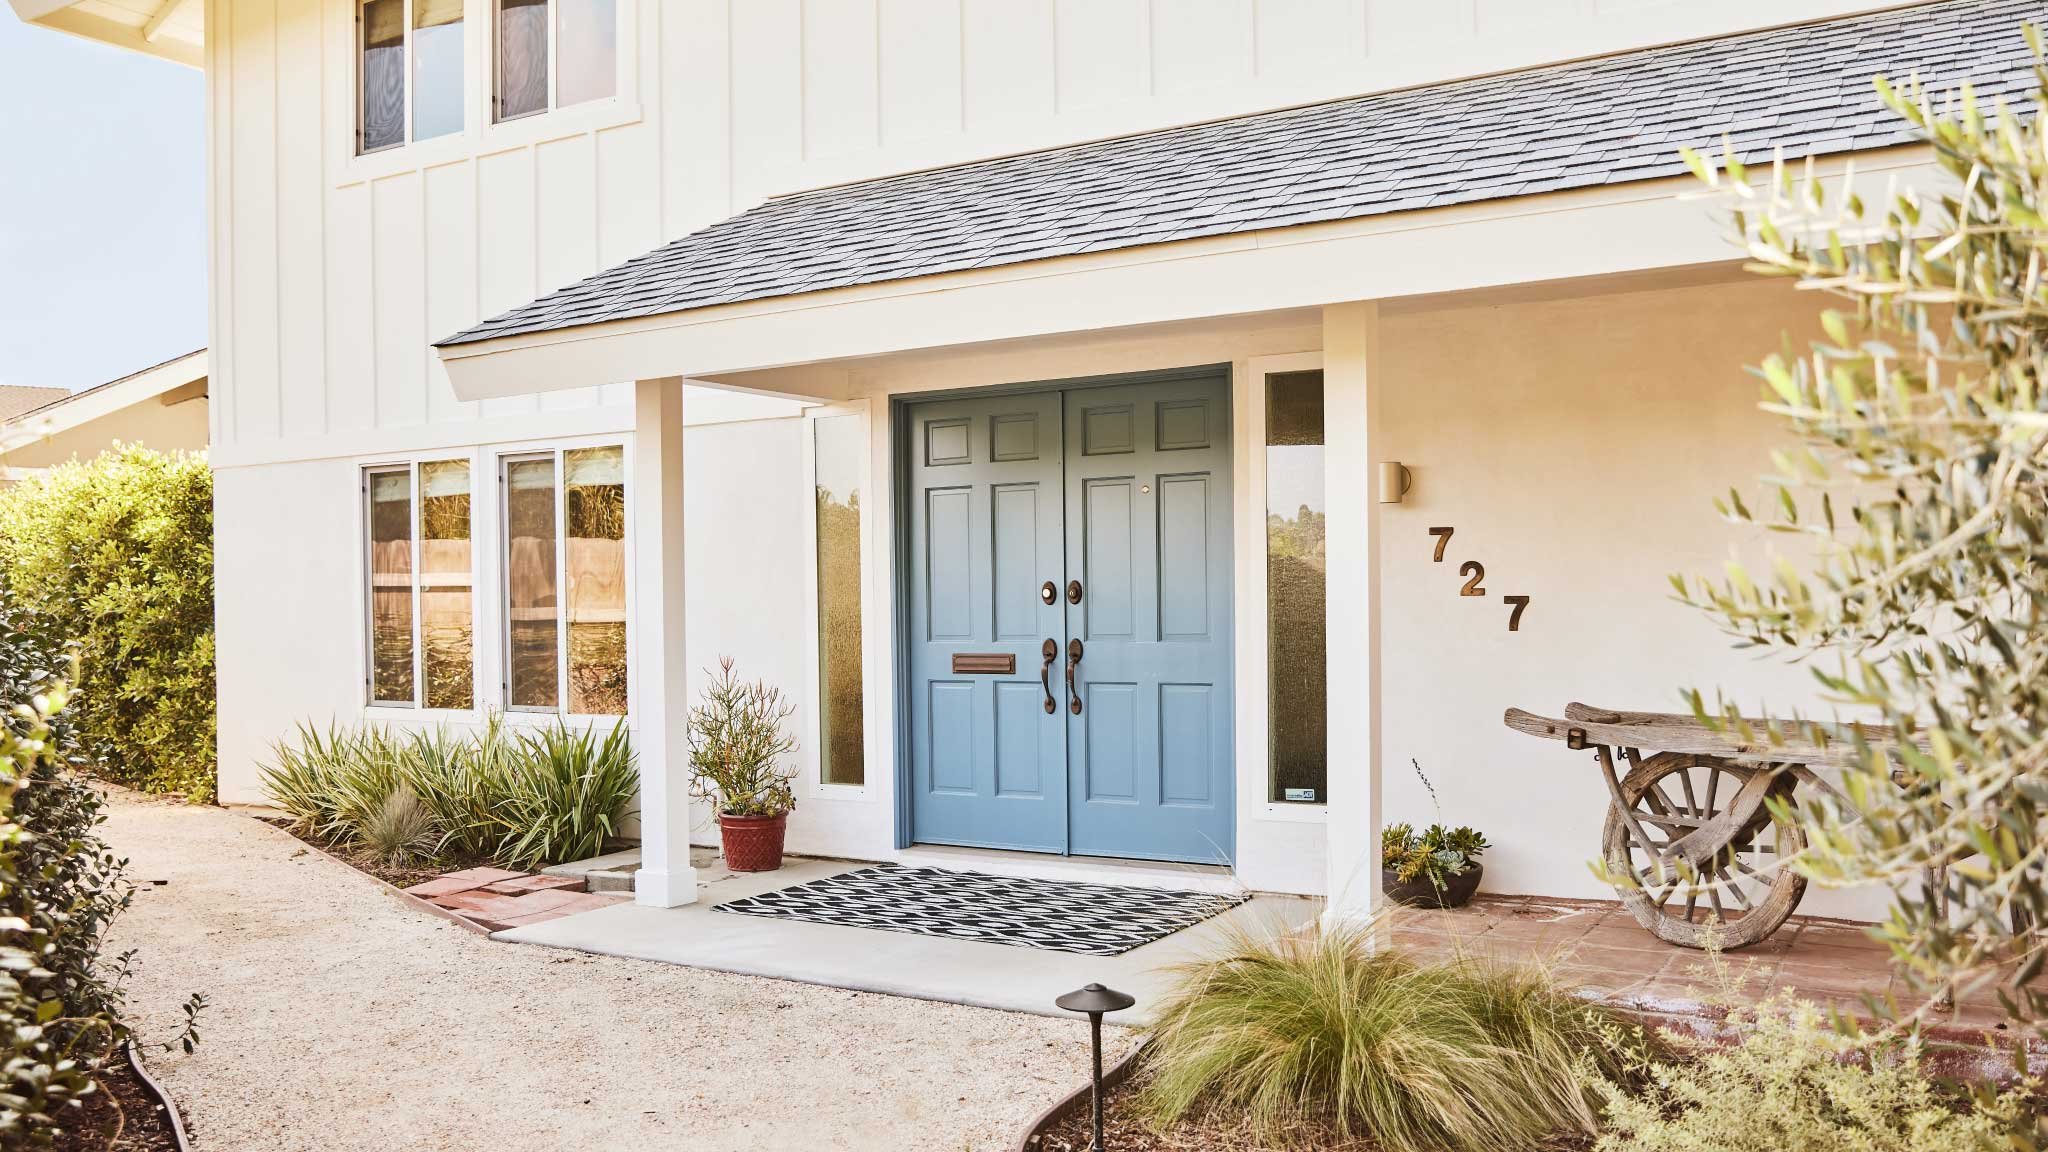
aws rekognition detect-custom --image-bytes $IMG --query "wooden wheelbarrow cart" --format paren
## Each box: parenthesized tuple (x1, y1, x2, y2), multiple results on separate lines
(1504, 703, 1917, 950)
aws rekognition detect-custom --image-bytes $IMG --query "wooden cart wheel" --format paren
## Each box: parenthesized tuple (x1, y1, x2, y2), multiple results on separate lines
(1601, 752, 1809, 950)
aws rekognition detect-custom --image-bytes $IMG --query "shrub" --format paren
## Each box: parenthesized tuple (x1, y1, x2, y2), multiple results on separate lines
(262, 716, 638, 869)
(496, 720, 637, 869)
(1585, 991, 2043, 1151)
(1139, 923, 1630, 1152)
(0, 445, 214, 800)
(359, 789, 436, 865)
(0, 590, 202, 1145)
(399, 719, 514, 858)
(1675, 29, 2048, 1008)
(686, 657, 798, 817)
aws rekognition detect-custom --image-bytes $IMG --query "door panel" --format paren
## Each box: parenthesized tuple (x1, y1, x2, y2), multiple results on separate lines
(905, 372, 1234, 863)
(906, 392, 1068, 852)
(1064, 373, 1234, 863)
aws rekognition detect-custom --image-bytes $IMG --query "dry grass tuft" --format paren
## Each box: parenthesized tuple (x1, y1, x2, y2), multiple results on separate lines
(1139, 919, 1630, 1152)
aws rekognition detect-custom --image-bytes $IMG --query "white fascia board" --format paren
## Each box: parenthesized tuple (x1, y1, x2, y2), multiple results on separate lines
(439, 146, 1938, 403)
(5, 350, 208, 442)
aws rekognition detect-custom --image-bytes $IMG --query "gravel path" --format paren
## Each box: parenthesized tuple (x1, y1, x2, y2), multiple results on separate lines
(102, 792, 1130, 1151)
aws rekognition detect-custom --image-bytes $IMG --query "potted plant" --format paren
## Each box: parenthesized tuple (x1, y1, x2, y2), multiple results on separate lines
(686, 657, 798, 871)
(1380, 760, 1489, 908)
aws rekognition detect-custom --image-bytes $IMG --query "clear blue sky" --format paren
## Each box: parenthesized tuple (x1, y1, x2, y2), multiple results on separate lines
(0, 12, 205, 393)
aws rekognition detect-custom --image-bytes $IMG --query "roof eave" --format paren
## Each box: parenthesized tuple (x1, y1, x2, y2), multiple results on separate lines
(436, 148, 1936, 404)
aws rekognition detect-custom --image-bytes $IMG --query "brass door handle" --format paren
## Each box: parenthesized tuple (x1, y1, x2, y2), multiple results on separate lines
(1039, 639, 1058, 714)
(1064, 638, 1084, 715)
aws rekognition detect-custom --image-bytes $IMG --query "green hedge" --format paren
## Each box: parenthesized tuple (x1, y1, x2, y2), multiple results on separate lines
(0, 446, 215, 800)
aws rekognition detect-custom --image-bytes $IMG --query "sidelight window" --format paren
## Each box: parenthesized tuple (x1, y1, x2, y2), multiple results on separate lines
(811, 414, 866, 786)
(1265, 370, 1326, 804)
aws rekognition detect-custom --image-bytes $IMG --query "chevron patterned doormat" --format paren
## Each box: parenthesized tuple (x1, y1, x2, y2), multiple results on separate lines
(712, 864, 1248, 956)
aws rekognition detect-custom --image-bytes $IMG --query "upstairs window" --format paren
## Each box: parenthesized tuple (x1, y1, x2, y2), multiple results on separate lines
(358, 0, 465, 154)
(495, 0, 616, 122)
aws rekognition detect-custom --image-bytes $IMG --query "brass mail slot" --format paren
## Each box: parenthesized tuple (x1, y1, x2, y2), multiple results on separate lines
(951, 653, 1016, 675)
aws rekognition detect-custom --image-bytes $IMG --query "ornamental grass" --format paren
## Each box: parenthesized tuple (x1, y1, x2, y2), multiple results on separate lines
(1139, 921, 1631, 1152)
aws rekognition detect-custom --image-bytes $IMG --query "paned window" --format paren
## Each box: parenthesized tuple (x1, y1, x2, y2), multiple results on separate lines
(495, 0, 615, 122)
(366, 460, 475, 707)
(503, 446, 627, 715)
(358, 0, 464, 154)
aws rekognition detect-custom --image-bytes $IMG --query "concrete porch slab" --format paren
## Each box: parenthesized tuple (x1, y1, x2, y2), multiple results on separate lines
(494, 858, 1316, 1024)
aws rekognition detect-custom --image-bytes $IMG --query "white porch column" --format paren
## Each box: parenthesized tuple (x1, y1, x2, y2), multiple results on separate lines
(632, 377, 699, 908)
(1322, 302, 1384, 927)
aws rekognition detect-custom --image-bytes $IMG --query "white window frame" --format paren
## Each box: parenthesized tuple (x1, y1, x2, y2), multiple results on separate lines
(1240, 352, 1329, 825)
(801, 401, 876, 799)
(497, 442, 629, 719)
(491, 0, 618, 125)
(360, 454, 483, 715)
(355, 0, 464, 155)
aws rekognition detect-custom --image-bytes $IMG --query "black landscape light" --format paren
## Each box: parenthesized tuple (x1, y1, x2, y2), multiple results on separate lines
(1054, 983, 1136, 1152)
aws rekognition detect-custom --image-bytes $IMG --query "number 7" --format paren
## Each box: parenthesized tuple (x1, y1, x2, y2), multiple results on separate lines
(1504, 595, 1531, 632)
(1428, 526, 1454, 563)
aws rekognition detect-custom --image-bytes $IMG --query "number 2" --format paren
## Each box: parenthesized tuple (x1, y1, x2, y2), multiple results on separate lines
(1504, 595, 1530, 631)
(1428, 526, 1454, 563)
(1459, 561, 1485, 596)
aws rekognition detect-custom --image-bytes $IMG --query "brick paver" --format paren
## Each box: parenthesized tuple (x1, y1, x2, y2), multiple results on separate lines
(404, 868, 627, 932)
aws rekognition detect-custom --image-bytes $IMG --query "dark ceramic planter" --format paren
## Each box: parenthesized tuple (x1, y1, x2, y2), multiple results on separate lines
(718, 812, 789, 872)
(1381, 862, 1483, 909)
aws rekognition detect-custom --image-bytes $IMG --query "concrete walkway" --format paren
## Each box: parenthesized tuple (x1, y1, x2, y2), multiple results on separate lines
(501, 857, 1319, 1025)
(102, 793, 1130, 1152)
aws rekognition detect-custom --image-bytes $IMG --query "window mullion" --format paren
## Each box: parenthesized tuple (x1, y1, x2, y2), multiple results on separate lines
(554, 447, 571, 715)
(411, 460, 426, 707)
(402, 0, 414, 145)
(546, 0, 557, 112)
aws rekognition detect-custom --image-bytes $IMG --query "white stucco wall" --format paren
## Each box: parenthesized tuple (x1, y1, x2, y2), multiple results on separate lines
(1373, 276, 1887, 921)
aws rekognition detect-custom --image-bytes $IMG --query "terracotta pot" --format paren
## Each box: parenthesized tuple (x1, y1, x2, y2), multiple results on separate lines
(718, 812, 789, 872)
(1381, 862, 1483, 909)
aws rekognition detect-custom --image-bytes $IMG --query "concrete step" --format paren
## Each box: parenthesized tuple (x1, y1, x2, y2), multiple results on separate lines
(542, 847, 641, 894)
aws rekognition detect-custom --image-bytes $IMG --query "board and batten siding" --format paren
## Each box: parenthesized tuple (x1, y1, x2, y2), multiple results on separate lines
(206, 0, 1908, 464)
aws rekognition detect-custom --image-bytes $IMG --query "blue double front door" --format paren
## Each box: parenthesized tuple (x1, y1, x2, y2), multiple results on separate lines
(906, 370, 1234, 864)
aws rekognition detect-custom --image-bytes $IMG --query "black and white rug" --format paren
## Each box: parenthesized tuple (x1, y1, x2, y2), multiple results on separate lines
(712, 864, 1248, 956)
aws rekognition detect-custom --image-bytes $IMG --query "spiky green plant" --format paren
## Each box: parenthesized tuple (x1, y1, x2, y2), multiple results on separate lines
(1140, 922, 1630, 1152)
(397, 719, 512, 857)
(496, 719, 638, 869)
(319, 725, 405, 841)
(258, 721, 360, 837)
(358, 788, 437, 865)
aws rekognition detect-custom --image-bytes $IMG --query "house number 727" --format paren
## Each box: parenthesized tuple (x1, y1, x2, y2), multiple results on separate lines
(1426, 526, 1530, 632)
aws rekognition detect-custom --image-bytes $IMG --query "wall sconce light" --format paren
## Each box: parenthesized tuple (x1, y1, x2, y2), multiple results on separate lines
(1378, 461, 1412, 504)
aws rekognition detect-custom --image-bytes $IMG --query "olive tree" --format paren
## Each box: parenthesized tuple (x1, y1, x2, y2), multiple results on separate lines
(1674, 35, 2048, 1018)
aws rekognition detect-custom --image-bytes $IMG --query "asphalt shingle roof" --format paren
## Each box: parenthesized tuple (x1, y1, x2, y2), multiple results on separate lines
(440, 0, 2044, 348)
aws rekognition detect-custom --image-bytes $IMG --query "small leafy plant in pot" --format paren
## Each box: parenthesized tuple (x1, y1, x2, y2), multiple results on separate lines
(1381, 760, 1489, 908)
(687, 657, 798, 871)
